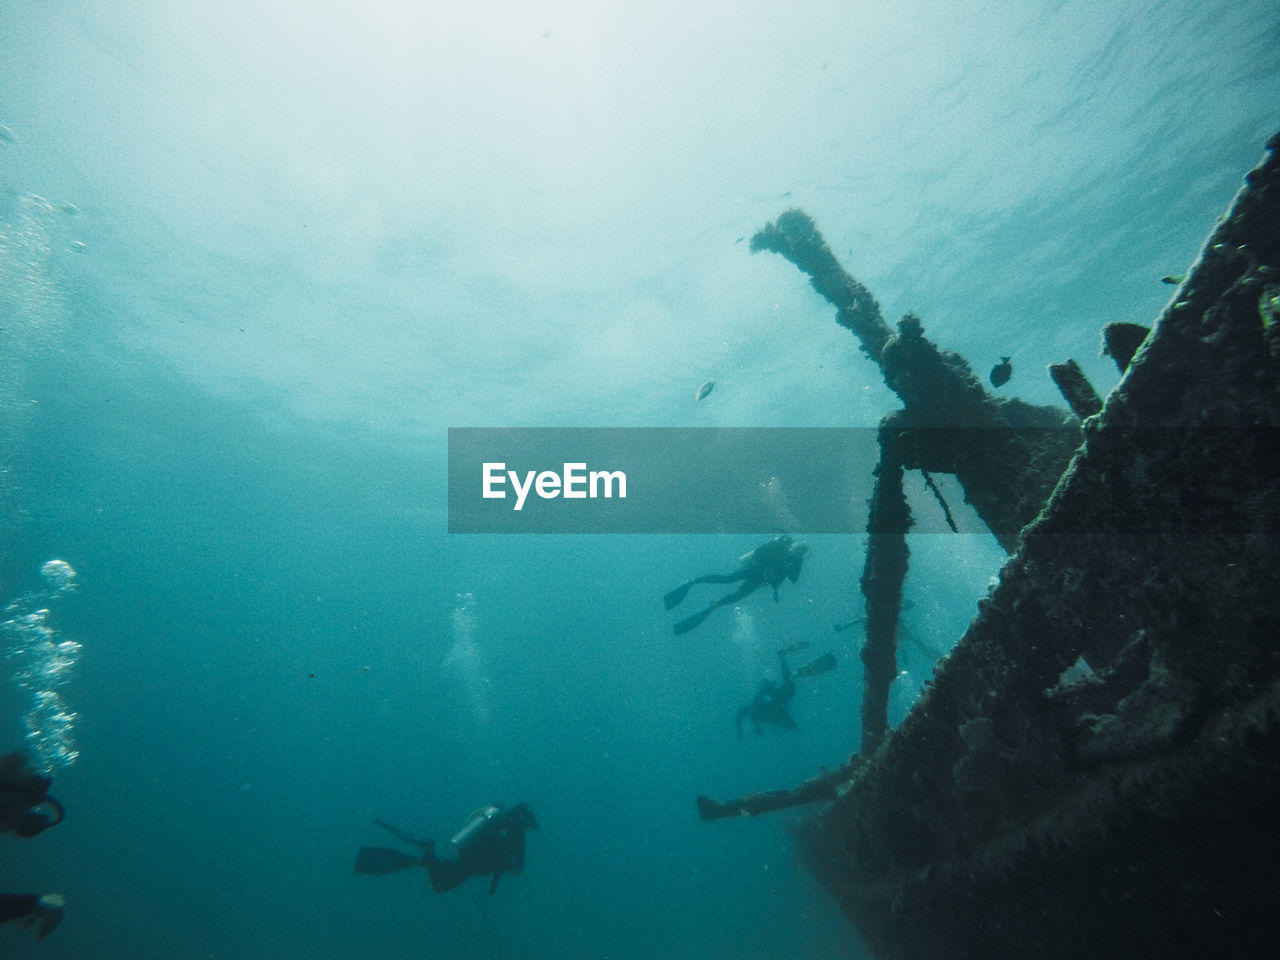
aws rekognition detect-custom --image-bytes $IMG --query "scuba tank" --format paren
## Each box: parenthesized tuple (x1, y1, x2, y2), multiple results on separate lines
(739, 533, 792, 567)
(445, 805, 503, 858)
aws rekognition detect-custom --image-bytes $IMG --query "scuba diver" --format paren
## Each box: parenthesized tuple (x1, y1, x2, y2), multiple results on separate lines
(0, 751, 66, 940)
(736, 643, 838, 740)
(0, 751, 65, 838)
(0, 893, 65, 940)
(354, 802, 538, 895)
(664, 534, 809, 636)
(738, 658, 797, 738)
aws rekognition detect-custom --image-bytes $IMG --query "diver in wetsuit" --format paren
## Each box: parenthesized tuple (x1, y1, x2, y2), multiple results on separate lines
(355, 802, 538, 895)
(0, 751, 66, 940)
(735, 645, 838, 739)
(0, 894, 65, 939)
(0, 751, 64, 838)
(664, 535, 809, 635)
(737, 657, 797, 739)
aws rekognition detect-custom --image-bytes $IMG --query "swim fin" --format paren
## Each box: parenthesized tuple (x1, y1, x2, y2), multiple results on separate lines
(376, 818, 431, 849)
(673, 606, 713, 635)
(695, 794, 730, 821)
(664, 581, 694, 610)
(354, 846, 422, 874)
(795, 652, 837, 678)
(776, 640, 810, 656)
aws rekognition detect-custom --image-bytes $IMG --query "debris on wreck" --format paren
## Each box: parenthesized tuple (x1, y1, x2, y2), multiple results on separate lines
(1048, 358, 1102, 418)
(1101, 319, 1152, 373)
(748, 202, 1087, 753)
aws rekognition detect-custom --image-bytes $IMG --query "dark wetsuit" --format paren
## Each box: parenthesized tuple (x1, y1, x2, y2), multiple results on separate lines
(0, 894, 41, 924)
(666, 536, 809, 635)
(736, 659, 797, 739)
(422, 804, 537, 895)
(0, 751, 65, 939)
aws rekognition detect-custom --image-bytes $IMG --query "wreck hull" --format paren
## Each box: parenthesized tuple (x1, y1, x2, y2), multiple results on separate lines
(798, 139, 1280, 958)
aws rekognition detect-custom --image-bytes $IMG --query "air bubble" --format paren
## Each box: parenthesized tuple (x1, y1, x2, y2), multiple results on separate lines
(40, 559, 77, 593)
(3, 560, 83, 773)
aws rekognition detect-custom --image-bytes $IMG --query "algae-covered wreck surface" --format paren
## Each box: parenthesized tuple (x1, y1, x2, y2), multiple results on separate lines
(765, 138, 1280, 958)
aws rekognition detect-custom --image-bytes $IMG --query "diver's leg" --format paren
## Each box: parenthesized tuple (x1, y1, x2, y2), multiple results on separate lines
(710, 581, 759, 611)
(691, 570, 747, 585)
(421, 846, 470, 893)
(666, 569, 746, 610)
(674, 581, 761, 634)
(375, 818, 431, 851)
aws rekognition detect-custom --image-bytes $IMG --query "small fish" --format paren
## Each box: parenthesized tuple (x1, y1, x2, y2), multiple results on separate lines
(1161, 274, 1185, 285)
(694, 379, 715, 401)
(0, 123, 14, 146)
(989, 356, 1012, 388)
(833, 619, 863, 633)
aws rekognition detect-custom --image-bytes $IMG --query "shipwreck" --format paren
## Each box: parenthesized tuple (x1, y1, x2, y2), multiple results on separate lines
(698, 134, 1280, 958)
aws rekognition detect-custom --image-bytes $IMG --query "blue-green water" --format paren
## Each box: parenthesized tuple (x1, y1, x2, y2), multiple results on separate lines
(2, 2, 1277, 957)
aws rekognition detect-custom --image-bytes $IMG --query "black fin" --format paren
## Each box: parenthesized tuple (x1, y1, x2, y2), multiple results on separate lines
(376, 818, 431, 849)
(354, 846, 421, 874)
(664, 581, 694, 610)
(795, 652, 837, 678)
(776, 640, 810, 656)
(674, 606, 713, 635)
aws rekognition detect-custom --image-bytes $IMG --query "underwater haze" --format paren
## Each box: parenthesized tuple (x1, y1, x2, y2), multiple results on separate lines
(2, 1, 1277, 957)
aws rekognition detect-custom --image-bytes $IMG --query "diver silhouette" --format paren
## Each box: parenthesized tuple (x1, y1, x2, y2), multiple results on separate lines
(0, 751, 66, 940)
(735, 646, 837, 739)
(355, 802, 538, 895)
(664, 535, 809, 635)
(737, 659, 797, 738)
